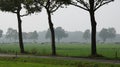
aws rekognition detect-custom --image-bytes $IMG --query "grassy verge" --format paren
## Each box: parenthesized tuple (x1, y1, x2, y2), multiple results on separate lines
(0, 57, 120, 67)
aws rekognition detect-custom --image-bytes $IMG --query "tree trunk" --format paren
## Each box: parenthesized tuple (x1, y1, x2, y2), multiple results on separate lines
(89, 11, 97, 56)
(46, 9, 56, 56)
(17, 10, 24, 53)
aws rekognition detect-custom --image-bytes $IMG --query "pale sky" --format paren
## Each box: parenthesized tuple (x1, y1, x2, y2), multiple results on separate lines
(0, 0, 120, 34)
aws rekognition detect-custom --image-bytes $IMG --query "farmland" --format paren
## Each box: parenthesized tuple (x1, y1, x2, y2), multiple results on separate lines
(0, 43, 120, 59)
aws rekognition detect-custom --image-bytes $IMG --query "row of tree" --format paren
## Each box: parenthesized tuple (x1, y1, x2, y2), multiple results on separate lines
(0, 28, 38, 42)
(0, 0, 114, 56)
(0, 27, 117, 43)
(46, 27, 68, 42)
(0, 27, 68, 43)
(83, 28, 116, 43)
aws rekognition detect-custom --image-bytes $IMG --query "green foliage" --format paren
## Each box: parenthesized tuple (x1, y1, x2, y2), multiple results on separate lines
(0, 0, 23, 12)
(23, 0, 42, 14)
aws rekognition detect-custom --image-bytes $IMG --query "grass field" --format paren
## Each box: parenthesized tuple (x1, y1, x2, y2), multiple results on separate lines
(0, 57, 120, 67)
(0, 43, 120, 59)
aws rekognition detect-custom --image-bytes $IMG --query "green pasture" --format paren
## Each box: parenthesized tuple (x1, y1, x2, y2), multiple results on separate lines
(0, 57, 120, 67)
(0, 43, 120, 59)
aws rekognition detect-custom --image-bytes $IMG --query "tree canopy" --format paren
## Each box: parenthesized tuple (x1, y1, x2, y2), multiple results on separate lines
(83, 29, 90, 41)
(55, 27, 68, 42)
(70, 0, 114, 11)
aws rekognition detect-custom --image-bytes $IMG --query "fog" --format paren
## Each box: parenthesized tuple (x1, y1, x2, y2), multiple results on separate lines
(0, 0, 120, 34)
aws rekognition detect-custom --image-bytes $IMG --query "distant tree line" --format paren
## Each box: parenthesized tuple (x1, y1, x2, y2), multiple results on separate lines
(0, 27, 117, 44)
(46, 27, 68, 43)
(0, 28, 38, 43)
(82, 27, 117, 43)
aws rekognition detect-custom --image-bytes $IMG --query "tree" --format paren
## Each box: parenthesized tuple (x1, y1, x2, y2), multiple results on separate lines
(0, 0, 41, 53)
(6, 28, 18, 42)
(6, 28, 14, 40)
(55, 27, 68, 42)
(0, 0, 30, 53)
(99, 28, 108, 43)
(83, 29, 90, 42)
(28, 31, 38, 42)
(70, 0, 114, 56)
(0, 0, 25, 53)
(0, 29, 3, 38)
(34, 0, 70, 55)
(108, 27, 116, 41)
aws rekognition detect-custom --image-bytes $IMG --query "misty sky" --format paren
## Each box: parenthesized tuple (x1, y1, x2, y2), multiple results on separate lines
(0, 0, 120, 34)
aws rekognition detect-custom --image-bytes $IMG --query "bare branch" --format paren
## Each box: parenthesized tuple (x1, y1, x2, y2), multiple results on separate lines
(70, 2, 89, 11)
(94, 0, 114, 11)
(50, 4, 62, 13)
(20, 13, 29, 17)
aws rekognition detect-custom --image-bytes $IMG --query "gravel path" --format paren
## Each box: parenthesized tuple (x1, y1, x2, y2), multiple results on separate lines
(0, 53, 120, 64)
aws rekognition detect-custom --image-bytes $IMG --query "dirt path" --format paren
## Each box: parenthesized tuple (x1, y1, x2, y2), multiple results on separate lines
(0, 53, 120, 64)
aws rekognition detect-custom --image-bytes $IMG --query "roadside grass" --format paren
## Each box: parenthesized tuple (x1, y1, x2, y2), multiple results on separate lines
(0, 57, 120, 67)
(0, 43, 120, 59)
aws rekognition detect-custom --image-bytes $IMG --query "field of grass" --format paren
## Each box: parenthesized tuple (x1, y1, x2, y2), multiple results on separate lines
(0, 43, 120, 59)
(0, 57, 120, 67)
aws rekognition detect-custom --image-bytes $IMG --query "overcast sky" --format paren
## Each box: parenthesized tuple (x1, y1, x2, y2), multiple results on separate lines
(0, 0, 120, 34)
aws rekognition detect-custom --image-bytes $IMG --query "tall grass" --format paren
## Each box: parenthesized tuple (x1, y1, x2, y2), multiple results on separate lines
(0, 43, 120, 59)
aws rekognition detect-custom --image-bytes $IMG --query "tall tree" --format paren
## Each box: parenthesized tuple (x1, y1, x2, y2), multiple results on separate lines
(83, 29, 90, 42)
(34, 0, 70, 55)
(55, 27, 68, 42)
(0, 0, 41, 53)
(70, 0, 114, 56)
(0, 0, 25, 53)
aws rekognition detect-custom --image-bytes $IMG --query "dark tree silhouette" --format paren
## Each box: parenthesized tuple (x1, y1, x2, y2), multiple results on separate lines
(0, 0, 41, 53)
(34, 0, 69, 56)
(0, 0, 25, 53)
(70, 0, 114, 56)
